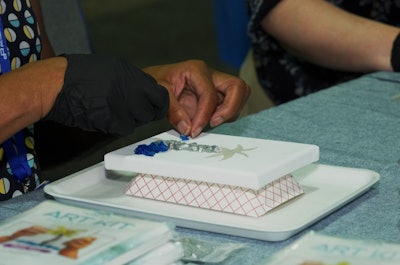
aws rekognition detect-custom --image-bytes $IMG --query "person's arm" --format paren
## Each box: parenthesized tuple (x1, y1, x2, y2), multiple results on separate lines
(261, 0, 400, 72)
(0, 56, 248, 143)
(0, 57, 66, 143)
(31, 0, 55, 58)
(0, 0, 58, 142)
(0, 54, 169, 144)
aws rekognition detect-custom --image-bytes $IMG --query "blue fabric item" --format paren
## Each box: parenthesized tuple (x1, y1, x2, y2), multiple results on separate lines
(2, 132, 32, 182)
(2, 71, 400, 264)
(0, 16, 31, 184)
(0, 15, 11, 73)
(213, 0, 251, 69)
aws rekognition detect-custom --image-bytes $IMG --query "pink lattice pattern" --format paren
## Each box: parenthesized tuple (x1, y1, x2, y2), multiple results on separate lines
(125, 174, 303, 217)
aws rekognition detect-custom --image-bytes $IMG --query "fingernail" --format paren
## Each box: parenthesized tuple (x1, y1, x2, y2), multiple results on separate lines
(191, 127, 202, 138)
(177, 120, 190, 135)
(211, 116, 224, 127)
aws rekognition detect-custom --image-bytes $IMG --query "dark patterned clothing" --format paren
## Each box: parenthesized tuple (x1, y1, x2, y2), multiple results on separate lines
(0, 0, 42, 201)
(247, 0, 400, 104)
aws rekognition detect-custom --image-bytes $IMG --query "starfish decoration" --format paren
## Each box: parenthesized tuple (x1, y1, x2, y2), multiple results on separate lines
(207, 144, 257, 160)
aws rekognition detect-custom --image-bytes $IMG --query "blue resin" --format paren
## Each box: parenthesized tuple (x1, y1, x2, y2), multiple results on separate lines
(180, 134, 190, 141)
(134, 141, 169, 156)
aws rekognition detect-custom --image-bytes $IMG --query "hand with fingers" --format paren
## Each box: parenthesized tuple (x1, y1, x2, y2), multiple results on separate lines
(143, 60, 251, 138)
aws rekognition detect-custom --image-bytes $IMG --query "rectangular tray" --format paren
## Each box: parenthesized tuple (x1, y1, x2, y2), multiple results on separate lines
(44, 163, 379, 241)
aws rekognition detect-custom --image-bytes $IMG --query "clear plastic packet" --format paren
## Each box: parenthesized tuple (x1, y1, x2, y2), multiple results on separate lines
(177, 236, 245, 263)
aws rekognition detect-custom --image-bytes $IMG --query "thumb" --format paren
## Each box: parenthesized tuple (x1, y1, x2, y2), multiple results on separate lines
(167, 95, 192, 136)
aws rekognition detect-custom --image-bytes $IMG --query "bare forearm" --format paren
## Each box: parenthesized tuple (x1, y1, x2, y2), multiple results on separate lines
(262, 0, 400, 72)
(0, 57, 66, 142)
(0, 0, 57, 143)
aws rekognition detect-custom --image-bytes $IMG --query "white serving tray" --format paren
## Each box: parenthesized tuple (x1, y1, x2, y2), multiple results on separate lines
(104, 130, 319, 190)
(44, 162, 379, 242)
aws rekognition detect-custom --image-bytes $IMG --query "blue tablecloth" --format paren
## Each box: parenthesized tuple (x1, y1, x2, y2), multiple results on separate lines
(1, 71, 399, 264)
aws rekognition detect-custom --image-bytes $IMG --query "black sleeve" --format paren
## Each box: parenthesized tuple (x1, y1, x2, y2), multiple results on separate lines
(43, 54, 169, 136)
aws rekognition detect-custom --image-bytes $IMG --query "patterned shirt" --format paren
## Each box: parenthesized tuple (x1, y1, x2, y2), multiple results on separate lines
(0, 0, 42, 201)
(247, 0, 400, 104)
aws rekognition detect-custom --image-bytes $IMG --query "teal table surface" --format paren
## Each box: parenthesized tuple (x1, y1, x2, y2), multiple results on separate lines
(1, 71, 399, 264)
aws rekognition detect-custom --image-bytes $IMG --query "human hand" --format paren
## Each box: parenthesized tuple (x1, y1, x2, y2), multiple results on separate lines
(143, 60, 250, 138)
(44, 54, 169, 136)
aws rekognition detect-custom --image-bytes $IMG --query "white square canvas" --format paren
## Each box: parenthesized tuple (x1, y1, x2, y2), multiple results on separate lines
(104, 130, 319, 190)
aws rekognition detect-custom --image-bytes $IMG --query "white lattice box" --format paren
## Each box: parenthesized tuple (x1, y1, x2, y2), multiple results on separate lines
(125, 173, 304, 217)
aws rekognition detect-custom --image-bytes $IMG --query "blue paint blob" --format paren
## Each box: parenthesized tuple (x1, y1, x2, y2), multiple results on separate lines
(134, 141, 169, 156)
(180, 134, 190, 141)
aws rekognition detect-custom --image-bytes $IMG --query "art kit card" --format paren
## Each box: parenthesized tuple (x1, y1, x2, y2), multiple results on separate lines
(262, 231, 400, 265)
(0, 200, 174, 265)
(104, 130, 319, 217)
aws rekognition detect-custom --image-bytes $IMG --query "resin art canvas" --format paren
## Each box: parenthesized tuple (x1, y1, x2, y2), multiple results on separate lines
(104, 130, 320, 217)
